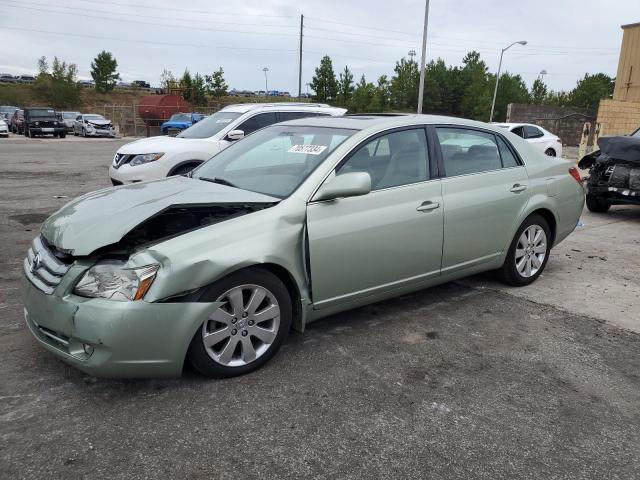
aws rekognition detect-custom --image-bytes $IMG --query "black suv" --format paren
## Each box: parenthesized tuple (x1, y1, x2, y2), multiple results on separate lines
(23, 107, 66, 138)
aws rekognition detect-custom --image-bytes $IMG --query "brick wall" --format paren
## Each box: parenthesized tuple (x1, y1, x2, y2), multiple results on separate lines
(506, 104, 595, 146)
(596, 99, 640, 136)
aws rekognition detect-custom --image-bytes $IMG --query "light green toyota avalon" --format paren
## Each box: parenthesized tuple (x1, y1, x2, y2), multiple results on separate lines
(22, 115, 585, 378)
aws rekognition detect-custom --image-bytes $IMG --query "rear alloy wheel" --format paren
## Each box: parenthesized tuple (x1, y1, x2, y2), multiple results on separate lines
(545, 148, 556, 156)
(187, 268, 292, 378)
(498, 214, 551, 286)
(586, 193, 610, 213)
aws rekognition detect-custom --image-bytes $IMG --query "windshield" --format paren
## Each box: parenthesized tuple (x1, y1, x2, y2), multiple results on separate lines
(169, 113, 191, 122)
(193, 125, 355, 198)
(178, 111, 242, 139)
(27, 109, 55, 117)
(85, 115, 105, 121)
(1, 106, 18, 114)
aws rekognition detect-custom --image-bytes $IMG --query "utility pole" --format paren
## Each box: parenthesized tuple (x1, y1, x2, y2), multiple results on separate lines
(416, 0, 430, 114)
(298, 14, 304, 99)
(263, 67, 269, 94)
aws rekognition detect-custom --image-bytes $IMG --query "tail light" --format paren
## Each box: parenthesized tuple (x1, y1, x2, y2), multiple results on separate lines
(568, 167, 582, 185)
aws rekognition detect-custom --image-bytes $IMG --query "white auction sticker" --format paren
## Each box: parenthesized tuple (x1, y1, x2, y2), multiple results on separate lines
(215, 118, 233, 123)
(287, 144, 327, 155)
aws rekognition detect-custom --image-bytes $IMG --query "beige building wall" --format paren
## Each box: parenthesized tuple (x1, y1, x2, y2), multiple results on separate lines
(596, 22, 640, 136)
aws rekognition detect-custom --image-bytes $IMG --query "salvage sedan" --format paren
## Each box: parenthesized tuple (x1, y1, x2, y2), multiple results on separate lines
(22, 115, 585, 378)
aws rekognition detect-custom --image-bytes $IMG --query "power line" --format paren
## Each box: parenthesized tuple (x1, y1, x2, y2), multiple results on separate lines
(0, 26, 299, 53)
(2, 2, 299, 38)
(7, 0, 297, 30)
(69, 0, 297, 18)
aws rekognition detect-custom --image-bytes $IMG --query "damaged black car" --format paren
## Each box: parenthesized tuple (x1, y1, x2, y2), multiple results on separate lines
(579, 134, 640, 212)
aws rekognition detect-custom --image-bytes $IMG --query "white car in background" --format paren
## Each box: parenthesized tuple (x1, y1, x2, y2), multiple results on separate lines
(494, 123, 563, 157)
(109, 103, 347, 185)
(0, 118, 8, 137)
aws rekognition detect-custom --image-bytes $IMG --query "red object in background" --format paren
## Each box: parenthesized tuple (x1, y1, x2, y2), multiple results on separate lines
(137, 95, 188, 126)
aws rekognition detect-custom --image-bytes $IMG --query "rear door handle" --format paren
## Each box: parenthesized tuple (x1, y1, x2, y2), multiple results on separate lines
(416, 201, 440, 212)
(510, 184, 527, 193)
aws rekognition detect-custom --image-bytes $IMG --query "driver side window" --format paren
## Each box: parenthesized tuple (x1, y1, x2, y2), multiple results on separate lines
(337, 128, 429, 190)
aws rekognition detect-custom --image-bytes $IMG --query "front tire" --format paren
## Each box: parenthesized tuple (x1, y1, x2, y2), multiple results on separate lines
(498, 214, 551, 286)
(187, 268, 292, 378)
(585, 193, 610, 213)
(170, 162, 201, 176)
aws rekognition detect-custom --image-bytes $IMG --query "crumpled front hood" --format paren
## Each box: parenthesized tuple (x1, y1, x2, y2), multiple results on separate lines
(41, 176, 279, 255)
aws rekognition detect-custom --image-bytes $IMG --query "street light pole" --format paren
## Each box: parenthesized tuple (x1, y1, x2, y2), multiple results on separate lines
(263, 67, 269, 95)
(489, 40, 527, 122)
(416, 0, 430, 114)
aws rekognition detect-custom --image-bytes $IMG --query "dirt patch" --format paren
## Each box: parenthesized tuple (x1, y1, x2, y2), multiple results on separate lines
(9, 213, 49, 225)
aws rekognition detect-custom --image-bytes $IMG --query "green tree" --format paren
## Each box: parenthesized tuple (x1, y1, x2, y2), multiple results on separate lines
(310, 55, 338, 102)
(349, 75, 376, 113)
(390, 57, 419, 110)
(422, 58, 454, 114)
(569, 73, 614, 110)
(90, 50, 120, 93)
(205, 67, 228, 98)
(337, 65, 354, 106)
(530, 78, 548, 105)
(369, 75, 391, 112)
(191, 73, 207, 106)
(545, 90, 571, 107)
(180, 69, 194, 102)
(484, 72, 530, 122)
(34, 56, 81, 108)
(160, 69, 177, 90)
(459, 51, 490, 119)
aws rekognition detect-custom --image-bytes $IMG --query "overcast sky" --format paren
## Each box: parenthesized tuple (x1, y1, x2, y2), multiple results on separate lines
(0, 0, 637, 94)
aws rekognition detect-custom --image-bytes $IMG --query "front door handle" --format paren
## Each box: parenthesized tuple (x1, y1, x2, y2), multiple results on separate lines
(510, 184, 528, 193)
(416, 201, 440, 212)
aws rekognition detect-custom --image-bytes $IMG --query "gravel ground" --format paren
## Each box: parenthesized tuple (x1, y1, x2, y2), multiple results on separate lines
(1, 136, 639, 479)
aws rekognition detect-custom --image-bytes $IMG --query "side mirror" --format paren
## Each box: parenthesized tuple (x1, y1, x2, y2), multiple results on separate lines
(314, 172, 372, 202)
(226, 129, 244, 141)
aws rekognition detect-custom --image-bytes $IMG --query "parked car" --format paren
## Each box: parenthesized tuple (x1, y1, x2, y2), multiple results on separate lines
(110, 103, 347, 185)
(0, 105, 18, 123)
(160, 112, 205, 135)
(23, 114, 584, 378)
(0, 119, 8, 137)
(0, 73, 17, 83)
(77, 80, 95, 88)
(578, 134, 640, 212)
(18, 75, 35, 84)
(10, 109, 24, 134)
(493, 123, 563, 157)
(132, 80, 151, 89)
(73, 114, 115, 137)
(60, 111, 81, 132)
(23, 107, 66, 138)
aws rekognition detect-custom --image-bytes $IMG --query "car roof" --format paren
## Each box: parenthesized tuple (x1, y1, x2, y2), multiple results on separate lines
(493, 122, 543, 129)
(219, 102, 345, 114)
(280, 114, 518, 134)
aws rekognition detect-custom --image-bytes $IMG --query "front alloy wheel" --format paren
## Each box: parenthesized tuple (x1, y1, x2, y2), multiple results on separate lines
(187, 268, 292, 377)
(203, 284, 280, 367)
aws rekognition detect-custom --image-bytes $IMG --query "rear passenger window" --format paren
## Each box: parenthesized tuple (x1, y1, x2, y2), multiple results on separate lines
(278, 111, 318, 121)
(436, 128, 502, 176)
(497, 136, 519, 168)
(238, 112, 278, 135)
(510, 126, 524, 138)
(524, 125, 543, 138)
(338, 128, 429, 190)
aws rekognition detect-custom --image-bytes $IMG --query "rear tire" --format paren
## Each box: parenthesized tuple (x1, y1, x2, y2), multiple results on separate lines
(586, 193, 610, 213)
(498, 214, 551, 286)
(187, 268, 292, 378)
(545, 148, 556, 156)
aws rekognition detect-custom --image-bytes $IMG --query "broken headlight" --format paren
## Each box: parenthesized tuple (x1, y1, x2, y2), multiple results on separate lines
(74, 260, 159, 301)
(129, 152, 164, 166)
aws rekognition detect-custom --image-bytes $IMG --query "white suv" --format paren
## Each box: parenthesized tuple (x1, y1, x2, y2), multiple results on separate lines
(109, 103, 347, 184)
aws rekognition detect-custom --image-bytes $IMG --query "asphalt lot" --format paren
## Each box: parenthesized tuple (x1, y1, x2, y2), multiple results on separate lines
(1, 135, 639, 479)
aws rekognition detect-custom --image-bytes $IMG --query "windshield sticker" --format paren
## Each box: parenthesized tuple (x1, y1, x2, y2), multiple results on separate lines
(215, 118, 233, 123)
(288, 144, 327, 155)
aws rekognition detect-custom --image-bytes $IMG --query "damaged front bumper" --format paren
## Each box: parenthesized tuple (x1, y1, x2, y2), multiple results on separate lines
(23, 279, 221, 378)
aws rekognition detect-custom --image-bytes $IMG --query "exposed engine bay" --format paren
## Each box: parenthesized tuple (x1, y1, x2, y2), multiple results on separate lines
(579, 136, 640, 204)
(95, 202, 276, 255)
